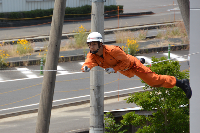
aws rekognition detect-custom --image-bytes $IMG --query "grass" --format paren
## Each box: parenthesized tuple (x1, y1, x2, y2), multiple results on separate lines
(114, 21, 189, 48)
(114, 30, 135, 43)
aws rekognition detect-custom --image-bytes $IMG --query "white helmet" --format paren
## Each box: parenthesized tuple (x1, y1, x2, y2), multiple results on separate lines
(87, 32, 103, 43)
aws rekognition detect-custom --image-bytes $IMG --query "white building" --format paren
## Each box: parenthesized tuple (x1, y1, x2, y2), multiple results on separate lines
(0, 0, 116, 13)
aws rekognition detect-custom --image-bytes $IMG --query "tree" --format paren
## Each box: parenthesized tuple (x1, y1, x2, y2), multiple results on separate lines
(105, 56, 190, 133)
(177, 0, 190, 37)
(122, 56, 189, 133)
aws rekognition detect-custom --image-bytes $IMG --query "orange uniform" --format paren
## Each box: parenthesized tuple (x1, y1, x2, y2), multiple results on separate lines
(81, 45, 176, 88)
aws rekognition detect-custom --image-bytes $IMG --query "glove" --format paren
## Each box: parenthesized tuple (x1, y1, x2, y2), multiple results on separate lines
(105, 68, 115, 74)
(83, 66, 90, 72)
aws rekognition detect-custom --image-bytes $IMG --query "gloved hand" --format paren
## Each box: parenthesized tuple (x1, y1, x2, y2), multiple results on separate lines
(105, 68, 115, 74)
(83, 66, 90, 72)
(140, 58, 145, 64)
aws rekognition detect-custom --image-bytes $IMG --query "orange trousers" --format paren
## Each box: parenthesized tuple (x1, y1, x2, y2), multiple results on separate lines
(132, 58, 176, 88)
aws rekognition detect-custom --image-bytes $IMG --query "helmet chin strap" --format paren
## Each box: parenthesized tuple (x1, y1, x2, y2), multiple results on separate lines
(90, 42, 102, 54)
(91, 48, 99, 54)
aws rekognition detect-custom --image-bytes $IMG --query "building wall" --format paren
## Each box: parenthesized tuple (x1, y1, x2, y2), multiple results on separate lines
(0, 0, 116, 13)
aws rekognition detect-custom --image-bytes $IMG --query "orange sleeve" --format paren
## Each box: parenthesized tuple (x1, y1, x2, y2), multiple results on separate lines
(81, 53, 98, 71)
(110, 46, 132, 72)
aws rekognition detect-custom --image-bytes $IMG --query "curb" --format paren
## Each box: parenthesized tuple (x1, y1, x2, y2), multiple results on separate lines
(137, 44, 189, 54)
(0, 89, 149, 119)
(7, 54, 85, 67)
(6, 44, 189, 67)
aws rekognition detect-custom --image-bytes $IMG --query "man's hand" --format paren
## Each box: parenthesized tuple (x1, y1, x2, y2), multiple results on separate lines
(105, 68, 115, 74)
(83, 66, 90, 72)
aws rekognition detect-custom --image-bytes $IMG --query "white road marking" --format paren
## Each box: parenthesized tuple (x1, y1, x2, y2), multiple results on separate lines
(163, 53, 187, 61)
(136, 56, 152, 64)
(0, 72, 83, 83)
(16, 68, 38, 78)
(57, 66, 69, 75)
(79, 62, 85, 66)
(0, 86, 145, 112)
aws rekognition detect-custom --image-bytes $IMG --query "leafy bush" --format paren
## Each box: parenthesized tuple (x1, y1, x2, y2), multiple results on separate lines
(104, 112, 127, 133)
(74, 25, 88, 49)
(124, 57, 189, 133)
(104, 57, 189, 133)
(122, 38, 139, 56)
(0, 5, 123, 20)
(0, 45, 9, 68)
(16, 39, 33, 56)
(105, 5, 123, 14)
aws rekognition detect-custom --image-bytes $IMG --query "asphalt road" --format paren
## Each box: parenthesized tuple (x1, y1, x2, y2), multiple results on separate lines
(0, 0, 189, 132)
(0, 50, 190, 133)
(0, 50, 190, 115)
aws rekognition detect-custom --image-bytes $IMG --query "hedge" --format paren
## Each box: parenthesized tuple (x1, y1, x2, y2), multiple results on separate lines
(0, 5, 123, 20)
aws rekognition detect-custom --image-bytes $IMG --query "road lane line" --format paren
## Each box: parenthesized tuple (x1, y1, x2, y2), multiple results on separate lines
(79, 62, 85, 66)
(0, 72, 83, 83)
(163, 53, 187, 61)
(57, 66, 69, 75)
(0, 86, 145, 112)
(16, 68, 38, 78)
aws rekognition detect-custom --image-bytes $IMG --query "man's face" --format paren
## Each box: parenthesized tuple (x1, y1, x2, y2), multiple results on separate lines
(88, 41, 99, 52)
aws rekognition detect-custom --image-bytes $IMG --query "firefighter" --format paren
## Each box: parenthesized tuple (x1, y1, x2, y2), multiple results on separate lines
(81, 32, 192, 99)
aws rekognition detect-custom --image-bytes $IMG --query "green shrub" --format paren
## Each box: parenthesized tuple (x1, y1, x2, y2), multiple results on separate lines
(0, 48, 9, 68)
(1, 5, 123, 20)
(104, 57, 189, 133)
(124, 57, 189, 133)
(74, 25, 88, 49)
(105, 5, 123, 14)
(16, 39, 33, 56)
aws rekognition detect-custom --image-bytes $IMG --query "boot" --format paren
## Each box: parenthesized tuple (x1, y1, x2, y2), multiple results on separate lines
(176, 79, 192, 99)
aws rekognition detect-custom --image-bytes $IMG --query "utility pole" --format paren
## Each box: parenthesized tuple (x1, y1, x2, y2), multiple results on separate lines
(90, 0, 104, 133)
(190, 0, 200, 132)
(35, 0, 66, 133)
(177, 0, 190, 37)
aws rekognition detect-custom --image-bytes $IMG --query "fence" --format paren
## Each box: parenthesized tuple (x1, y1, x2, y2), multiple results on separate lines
(0, 0, 116, 13)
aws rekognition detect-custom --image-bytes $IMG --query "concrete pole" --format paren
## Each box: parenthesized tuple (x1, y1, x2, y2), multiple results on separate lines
(35, 0, 66, 133)
(90, 0, 104, 133)
(177, 0, 190, 37)
(190, 0, 200, 132)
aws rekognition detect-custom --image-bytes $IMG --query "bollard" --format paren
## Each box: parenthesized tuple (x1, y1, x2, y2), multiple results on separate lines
(40, 58, 43, 75)
(168, 44, 170, 59)
(85, 52, 87, 60)
(128, 48, 130, 55)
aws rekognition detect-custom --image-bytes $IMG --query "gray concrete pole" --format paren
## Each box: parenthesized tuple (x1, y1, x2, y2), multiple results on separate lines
(35, 0, 66, 133)
(177, 0, 190, 37)
(90, 0, 104, 133)
(190, 0, 200, 132)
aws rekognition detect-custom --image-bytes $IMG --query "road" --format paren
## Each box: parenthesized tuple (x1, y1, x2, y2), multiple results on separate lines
(0, 50, 190, 133)
(0, 0, 190, 132)
(0, 50, 190, 115)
